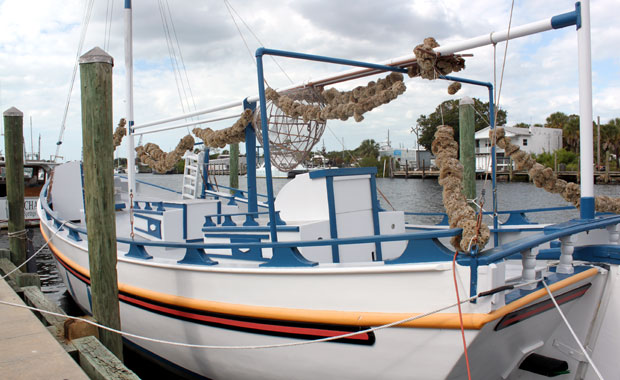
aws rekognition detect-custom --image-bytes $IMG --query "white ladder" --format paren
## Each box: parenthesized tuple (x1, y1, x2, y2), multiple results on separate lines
(182, 151, 205, 199)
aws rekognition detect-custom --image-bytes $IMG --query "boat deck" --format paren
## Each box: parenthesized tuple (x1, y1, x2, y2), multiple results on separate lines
(0, 278, 88, 379)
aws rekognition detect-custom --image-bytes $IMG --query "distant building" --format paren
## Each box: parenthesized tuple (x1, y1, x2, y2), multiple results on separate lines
(474, 126, 562, 172)
(379, 147, 433, 169)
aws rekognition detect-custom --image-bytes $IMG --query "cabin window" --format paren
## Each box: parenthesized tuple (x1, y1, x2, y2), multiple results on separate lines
(24, 167, 34, 179)
(522, 139, 528, 146)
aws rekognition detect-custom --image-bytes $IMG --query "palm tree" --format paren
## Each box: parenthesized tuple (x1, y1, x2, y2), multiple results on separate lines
(545, 112, 569, 129)
(563, 115, 580, 153)
(606, 118, 620, 168)
(356, 139, 380, 159)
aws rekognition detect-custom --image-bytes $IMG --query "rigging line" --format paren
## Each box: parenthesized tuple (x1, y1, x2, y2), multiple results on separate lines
(164, 0, 198, 116)
(224, 0, 255, 66)
(494, 0, 514, 128)
(55, 0, 95, 162)
(453, 251, 472, 380)
(158, 0, 187, 115)
(103, 0, 114, 51)
(542, 281, 604, 380)
(224, 0, 294, 85)
(157, 0, 191, 127)
(222, 0, 270, 88)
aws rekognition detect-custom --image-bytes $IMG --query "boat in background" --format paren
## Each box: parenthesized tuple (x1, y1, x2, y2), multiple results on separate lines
(0, 158, 57, 228)
(256, 162, 308, 179)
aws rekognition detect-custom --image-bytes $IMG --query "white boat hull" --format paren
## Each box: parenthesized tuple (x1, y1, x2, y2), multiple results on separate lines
(41, 216, 613, 379)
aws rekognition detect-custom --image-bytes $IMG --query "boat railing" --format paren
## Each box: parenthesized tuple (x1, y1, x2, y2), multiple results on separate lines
(202, 211, 285, 227)
(40, 182, 463, 266)
(115, 174, 182, 195)
(457, 214, 620, 295)
(204, 186, 270, 203)
(406, 205, 577, 227)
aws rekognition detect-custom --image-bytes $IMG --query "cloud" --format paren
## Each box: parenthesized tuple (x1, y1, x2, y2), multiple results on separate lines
(1, 0, 618, 161)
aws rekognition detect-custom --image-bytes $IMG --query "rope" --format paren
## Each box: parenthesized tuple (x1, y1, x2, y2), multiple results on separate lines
(493, 0, 514, 128)
(129, 191, 135, 240)
(55, 0, 95, 161)
(2, 222, 67, 281)
(453, 251, 472, 379)
(223, 0, 294, 85)
(7, 229, 28, 239)
(542, 281, 604, 380)
(0, 292, 482, 351)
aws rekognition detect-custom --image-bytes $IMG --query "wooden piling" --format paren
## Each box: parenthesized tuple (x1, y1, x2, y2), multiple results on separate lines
(459, 97, 475, 204)
(229, 142, 239, 192)
(79, 47, 123, 360)
(3, 107, 26, 268)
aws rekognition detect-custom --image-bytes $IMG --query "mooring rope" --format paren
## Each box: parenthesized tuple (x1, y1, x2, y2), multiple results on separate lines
(0, 295, 476, 350)
(542, 280, 604, 380)
(6, 229, 28, 239)
(1, 222, 67, 281)
(0, 278, 542, 350)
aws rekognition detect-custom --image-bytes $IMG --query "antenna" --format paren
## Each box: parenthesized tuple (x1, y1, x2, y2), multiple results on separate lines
(30, 116, 34, 159)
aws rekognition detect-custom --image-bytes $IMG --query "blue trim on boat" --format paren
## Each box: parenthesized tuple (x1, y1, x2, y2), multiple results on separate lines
(325, 176, 339, 263)
(369, 174, 382, 261)
(133, 215, 162, 239)
(551, 5, 579, 30)
(580, 196, 595, 220)
(310, 166, 377, 179)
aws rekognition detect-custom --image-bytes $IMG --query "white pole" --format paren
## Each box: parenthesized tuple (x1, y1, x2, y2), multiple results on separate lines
(577, 0, 594, 218)
(124, 0, 136, 196)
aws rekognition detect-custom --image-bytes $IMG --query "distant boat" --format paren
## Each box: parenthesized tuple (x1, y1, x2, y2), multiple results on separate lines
(0, 159, 57, 228)
(256, 163, 307, 179)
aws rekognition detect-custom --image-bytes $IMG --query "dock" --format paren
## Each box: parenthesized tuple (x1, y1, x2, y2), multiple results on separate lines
(0, 246, 140, 380)
(0, 276, 89, 379)
(391, 169, 620, 183)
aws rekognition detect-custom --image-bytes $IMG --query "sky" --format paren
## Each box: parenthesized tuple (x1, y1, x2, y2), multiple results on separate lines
(0, 0, 619, 162)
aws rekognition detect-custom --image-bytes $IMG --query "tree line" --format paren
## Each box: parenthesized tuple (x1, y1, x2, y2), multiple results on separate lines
(414, 98, 620, 169)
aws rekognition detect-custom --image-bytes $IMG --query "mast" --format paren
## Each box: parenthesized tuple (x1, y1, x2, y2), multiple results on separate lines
(124, 0, 136, 196)
(577, 0, 594, 219)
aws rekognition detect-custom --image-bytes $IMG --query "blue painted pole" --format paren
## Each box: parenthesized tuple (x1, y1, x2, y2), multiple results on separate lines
(255, 53, 278, 242)
(243, 99, 258, 213)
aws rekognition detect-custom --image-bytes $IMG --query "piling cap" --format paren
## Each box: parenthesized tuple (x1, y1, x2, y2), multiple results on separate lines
(79, 47, 114, 66)
(460, 96, 474, 105)
(3, 107, 23, 117)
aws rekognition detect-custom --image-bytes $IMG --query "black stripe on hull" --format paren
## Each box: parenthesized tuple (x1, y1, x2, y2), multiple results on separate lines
(52, 251, 375, 345)
(495, 284, 591, 331)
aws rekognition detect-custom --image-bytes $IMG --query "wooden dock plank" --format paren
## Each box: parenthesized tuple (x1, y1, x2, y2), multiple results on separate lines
(0, 277, 89, 380)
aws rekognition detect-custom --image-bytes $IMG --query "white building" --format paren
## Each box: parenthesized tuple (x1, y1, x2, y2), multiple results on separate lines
(474, 126, 563, 172)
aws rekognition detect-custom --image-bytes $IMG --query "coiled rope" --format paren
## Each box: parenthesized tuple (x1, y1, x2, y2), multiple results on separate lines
(432, 125, 490, 252)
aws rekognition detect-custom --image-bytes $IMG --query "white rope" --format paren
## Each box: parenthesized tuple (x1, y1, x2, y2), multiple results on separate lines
(2, 222, 67, 280)
(542, 280, 604, 380)
(55, 0, 95, 161)
(0, 292, 480, 350)
(493, 0, 514, 128)
(224, 0, 294, 85)
(7, 229, 27, 239)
